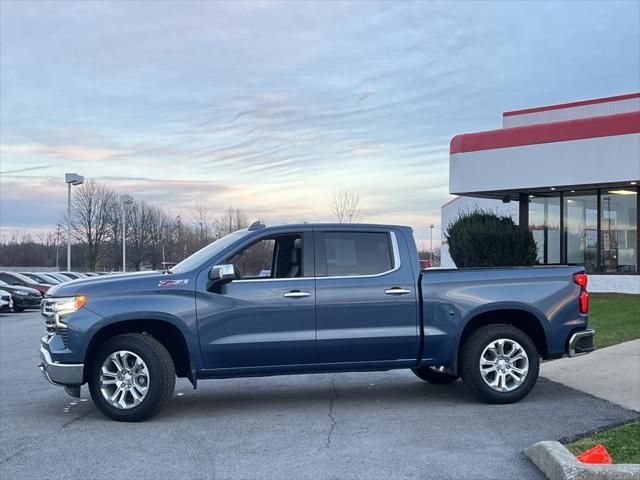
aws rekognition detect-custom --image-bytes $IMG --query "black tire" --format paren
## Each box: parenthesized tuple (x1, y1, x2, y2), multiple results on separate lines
(411, 366, 459, 384)
(460, 324, 539, 404)
(88, 333, 175, 422)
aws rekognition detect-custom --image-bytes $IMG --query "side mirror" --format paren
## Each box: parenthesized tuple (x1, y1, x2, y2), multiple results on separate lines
(208, 264, 238, 283)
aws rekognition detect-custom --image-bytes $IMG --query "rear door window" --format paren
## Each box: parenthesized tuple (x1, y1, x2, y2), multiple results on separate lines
(322, 232, 393, 277)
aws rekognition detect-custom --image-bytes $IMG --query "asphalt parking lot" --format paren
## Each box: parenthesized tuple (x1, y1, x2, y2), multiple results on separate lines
(1, 311, 638, 480)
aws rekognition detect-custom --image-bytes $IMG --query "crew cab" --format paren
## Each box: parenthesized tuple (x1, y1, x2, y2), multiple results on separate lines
(38, 223, 595, 421)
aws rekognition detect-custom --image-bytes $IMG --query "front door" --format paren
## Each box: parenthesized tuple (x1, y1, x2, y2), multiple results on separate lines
(196, 230, 316, 371)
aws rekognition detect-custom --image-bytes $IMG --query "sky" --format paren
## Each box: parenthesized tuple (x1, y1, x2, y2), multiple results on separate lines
(1, 0, 639, 249)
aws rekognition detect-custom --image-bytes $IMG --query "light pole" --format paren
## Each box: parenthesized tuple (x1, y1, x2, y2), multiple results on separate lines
(120, 194, 134, 272)
(65, 173, 84, 271)
(55, 224, 62, 269)
(429, 224, 434, 257)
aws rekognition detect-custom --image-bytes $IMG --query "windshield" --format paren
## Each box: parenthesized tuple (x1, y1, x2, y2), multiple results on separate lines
(171, 230, 250, 274)
(38, 274, 59, 284)
(8, 272, 34, 283)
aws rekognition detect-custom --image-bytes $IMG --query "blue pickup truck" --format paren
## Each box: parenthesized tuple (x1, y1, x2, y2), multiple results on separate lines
(39, 223, 595, 421)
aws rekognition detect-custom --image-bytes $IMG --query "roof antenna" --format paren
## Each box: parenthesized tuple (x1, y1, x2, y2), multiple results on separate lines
(248, 221, 266, 231)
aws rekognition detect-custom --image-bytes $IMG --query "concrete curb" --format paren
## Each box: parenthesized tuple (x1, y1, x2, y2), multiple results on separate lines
(524, 441, 640, 480)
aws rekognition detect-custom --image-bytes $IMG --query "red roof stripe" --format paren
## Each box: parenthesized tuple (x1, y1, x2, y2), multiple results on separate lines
(503, 93, 640, 117)
(450, 111, 640, 154)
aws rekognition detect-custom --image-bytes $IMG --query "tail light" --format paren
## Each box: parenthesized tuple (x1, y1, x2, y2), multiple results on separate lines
(573, 273, 588, 288)
(573, 272, 589, 314)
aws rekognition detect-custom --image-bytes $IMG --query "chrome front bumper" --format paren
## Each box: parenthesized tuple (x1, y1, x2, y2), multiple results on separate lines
(38, 344, 84, 386)
(568, 328, 596, 357)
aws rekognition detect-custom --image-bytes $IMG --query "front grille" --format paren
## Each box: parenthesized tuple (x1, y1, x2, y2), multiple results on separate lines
(41, 299, 69, 348)
(59, 329, 69, 348)
(44, 318, 56, 338)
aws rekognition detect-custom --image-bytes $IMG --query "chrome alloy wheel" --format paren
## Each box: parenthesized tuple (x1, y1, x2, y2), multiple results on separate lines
(479, 338, 529, 393)
(100, 350, 150, 409)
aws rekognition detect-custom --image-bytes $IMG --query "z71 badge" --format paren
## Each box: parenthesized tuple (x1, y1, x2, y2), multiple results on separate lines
(158, 279, 189, 287)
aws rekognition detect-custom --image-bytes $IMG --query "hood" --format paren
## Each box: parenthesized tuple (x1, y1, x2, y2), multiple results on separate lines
(47, 270, 171, 297)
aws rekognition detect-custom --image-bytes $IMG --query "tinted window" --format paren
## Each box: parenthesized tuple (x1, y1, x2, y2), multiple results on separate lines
(228, 238, 276, 278)
(227, 234, 303, 279)
(0, 273, 18, 284)
(323, 232, 393, 276)
(9, 272, 34, 283)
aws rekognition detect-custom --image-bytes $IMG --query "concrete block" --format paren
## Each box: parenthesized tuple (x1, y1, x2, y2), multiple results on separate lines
(524, 441, 640, 480)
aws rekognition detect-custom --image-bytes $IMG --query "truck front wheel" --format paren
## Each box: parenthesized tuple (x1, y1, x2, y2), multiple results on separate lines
(88, 333, 176, 422)
(411, 366, 459, 384)
(460, 324, 539, 404)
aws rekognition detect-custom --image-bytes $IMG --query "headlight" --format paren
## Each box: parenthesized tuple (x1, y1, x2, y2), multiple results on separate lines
(15, 290, 30, 296)
(50, 295, 88, 314)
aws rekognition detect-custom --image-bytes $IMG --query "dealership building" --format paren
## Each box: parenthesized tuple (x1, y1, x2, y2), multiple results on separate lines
(442, 93, 640, 293)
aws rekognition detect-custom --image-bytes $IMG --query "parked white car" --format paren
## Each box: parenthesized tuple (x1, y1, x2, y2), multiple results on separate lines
(0, 289, 13, 313)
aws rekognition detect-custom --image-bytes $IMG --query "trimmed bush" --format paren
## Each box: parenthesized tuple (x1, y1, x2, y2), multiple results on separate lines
(447, 210, 538, 268)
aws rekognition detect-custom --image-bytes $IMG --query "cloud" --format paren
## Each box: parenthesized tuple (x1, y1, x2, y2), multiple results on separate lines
(1, 144, 123, 162)
(350, 143, 385, 156)
(0, 177, 67, 229)
(0, 163, 63, 174)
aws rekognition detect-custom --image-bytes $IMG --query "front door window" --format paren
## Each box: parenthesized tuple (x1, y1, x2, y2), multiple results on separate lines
(226, 234, 303, 279)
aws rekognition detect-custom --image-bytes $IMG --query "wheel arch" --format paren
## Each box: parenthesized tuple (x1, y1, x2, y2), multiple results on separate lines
(83, 318, 195, 386)
(459, 306, 549, 359)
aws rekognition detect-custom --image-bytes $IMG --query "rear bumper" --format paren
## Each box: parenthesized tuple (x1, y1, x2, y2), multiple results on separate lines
(567, 328, 596, 357)
(38, 343, 84, 386)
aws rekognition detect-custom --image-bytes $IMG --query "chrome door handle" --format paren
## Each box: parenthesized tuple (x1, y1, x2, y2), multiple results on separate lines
(385, 288, 411, 295)
(283, 290, 311, 298)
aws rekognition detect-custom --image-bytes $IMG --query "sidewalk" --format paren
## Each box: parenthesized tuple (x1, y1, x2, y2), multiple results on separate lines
(540, 339, 640, 412)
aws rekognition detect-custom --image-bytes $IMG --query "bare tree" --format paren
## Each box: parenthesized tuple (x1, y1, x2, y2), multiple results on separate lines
(126, 201, 153, 271)
(330, 188, 362, 223)
(71, 180, 118, 270)
(104, 198, 123, 270)
(193, 203, 214, 246)
(2, 186, 256, 270)
(147, 205, 167, 269)
(215, 206, 249, 237)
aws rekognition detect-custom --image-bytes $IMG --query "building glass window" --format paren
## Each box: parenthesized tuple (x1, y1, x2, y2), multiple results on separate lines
(600, 188, 637, 273)
(564, 192, 598, 271)
(529, 196, 560, 264)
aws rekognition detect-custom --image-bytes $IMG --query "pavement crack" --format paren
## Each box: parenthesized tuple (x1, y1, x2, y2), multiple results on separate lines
(0, 436, 48, 466)
(62, 407, 94, 428)
(319, 374, 340, 451)
(0, 405, 94, 466)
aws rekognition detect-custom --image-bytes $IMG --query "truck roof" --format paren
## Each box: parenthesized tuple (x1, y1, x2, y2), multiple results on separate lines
(249, 222, 413, 231)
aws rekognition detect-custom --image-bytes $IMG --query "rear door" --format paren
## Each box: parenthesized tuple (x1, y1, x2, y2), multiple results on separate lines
(314, 227, 420, 365)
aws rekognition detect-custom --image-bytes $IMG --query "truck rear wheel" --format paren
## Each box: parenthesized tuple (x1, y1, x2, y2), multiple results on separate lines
(411, 366, 459, 384)
(460, 324, 539, 404)
(88, 333, 175, 422)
